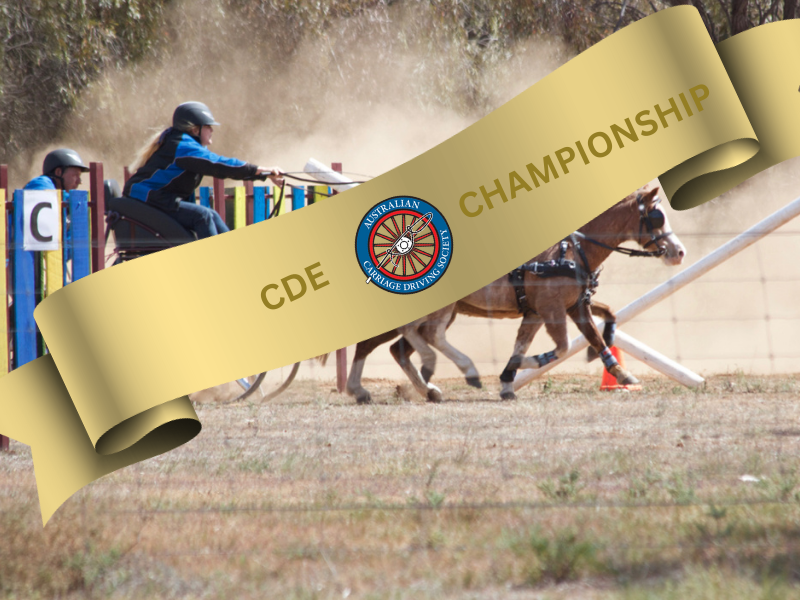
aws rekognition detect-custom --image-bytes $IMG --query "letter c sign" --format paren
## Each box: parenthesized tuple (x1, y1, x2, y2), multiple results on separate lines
(23, 190, 61, 251)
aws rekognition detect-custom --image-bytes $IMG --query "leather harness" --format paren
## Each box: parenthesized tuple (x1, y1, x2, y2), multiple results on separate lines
(508, 234, 598, 317)
(508, 194, 669, 317)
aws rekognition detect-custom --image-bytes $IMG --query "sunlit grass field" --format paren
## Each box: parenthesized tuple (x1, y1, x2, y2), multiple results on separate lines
(2, 373, 800, 599)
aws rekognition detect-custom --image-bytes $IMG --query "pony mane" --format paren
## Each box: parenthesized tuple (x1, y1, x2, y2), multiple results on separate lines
(579, 190, 641, 233)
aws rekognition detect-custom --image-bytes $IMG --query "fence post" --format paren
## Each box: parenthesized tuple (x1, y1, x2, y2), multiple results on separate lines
(233, 186, 246, 230)
(89, 163, 105, 273)
(213, 177, 226, 220)
(244, 180, 254, 225)
(332, 162, 348, 394)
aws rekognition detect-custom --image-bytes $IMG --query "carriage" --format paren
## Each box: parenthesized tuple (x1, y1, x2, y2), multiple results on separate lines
(104, 180, 300, 403)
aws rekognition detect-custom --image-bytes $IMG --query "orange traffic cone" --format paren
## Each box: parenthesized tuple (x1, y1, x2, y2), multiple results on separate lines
(600, 346, 641, 391)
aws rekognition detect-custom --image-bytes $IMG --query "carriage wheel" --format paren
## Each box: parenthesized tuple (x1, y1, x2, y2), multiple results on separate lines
(229, 362, 301, 403)
(369, 210, 439, 281)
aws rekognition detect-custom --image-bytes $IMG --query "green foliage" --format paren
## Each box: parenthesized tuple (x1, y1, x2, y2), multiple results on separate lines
(628, 468, 663, 499)
(2, 0, 796, 165)
(504, 526, 602, 584)
(538, 469, 584, 501)
(694, 504, 737, 543)
(64, 544, 122, 591)
(425, 488, 446, 508)
(0, 0, 168, 163)
(757, 471, 800, 501)
(666, 472, 698, 504)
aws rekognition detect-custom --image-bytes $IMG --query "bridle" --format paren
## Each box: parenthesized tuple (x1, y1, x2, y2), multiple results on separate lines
(572, 193, 672, 258)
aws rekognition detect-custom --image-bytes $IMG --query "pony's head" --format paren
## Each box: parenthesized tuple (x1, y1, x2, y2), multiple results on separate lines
(635, 188, 686, 266)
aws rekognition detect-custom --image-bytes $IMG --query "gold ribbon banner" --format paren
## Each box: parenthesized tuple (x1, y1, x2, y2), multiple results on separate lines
(3, 7, 799, 524)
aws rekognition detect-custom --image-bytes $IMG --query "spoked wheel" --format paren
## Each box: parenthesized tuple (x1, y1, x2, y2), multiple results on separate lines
(369, 210, 439, 281)
(229, 362, 301, 404)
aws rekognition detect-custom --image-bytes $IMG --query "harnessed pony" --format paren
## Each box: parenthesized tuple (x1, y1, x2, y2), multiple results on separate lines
(346, 185, 686, 403)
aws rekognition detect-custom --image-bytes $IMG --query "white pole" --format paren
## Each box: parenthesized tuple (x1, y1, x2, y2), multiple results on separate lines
(514, 195, 800, 389)
(614, 330, 704, 387)
(304, 158, 358, 192)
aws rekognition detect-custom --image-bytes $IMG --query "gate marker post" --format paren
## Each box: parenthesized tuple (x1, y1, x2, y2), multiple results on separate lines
(332, 162, 348, 394)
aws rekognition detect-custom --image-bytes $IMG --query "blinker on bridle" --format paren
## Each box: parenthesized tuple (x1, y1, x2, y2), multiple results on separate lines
(638, 194, 671, 254)
(571, 193, 671, 258)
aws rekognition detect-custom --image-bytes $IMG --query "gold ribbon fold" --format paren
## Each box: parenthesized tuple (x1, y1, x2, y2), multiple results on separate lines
(2, 7, 799, 524)
(661, 19, 800, 208)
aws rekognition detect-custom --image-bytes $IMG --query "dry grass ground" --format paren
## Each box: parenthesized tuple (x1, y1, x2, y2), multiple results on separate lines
(2, 373, 800, 599)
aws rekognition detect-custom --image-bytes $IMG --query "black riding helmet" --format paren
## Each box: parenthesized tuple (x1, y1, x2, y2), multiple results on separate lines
(172, 101, 220, 131)
(43, 149, 90, 175)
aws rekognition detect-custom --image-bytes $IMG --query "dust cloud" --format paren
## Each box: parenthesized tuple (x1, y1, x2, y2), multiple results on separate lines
(29, 2, 569, 189)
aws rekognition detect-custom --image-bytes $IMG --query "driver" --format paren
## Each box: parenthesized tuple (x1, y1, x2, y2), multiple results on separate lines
(23, 149, 91, 264)
(24, 149, 89, 191)
(123, 101, 284, 239)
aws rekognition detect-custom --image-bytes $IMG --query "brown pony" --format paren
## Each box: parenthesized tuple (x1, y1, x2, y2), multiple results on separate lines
(346, 185, 686, 403)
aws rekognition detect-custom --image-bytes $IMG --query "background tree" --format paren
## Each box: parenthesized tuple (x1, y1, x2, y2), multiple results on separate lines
(0, 0, 795, 167)
(0, 0, 167, 166)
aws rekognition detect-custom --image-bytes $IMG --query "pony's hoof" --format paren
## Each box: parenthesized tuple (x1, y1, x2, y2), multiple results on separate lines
(356, 391, 373, 405)
(610, 366, 639, 386)
(420, 366, 434, 383)
(500, 391, 517, 401)
(466, 376, 482, 389)
(618, 373, 640, 386)
(427, 388, 443, 403)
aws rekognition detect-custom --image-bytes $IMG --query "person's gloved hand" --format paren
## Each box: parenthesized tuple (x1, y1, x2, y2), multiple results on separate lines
(256, 166, 285, 187)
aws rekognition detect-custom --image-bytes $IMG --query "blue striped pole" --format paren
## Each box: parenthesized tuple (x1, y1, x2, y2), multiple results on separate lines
(253, 186, 267, 222)
(68, 190, 91, 282)
(292, 186, 305, 211)
(11, 190, 36, 368)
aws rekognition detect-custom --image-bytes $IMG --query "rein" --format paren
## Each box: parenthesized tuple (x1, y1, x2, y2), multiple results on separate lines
(276, 172, 370, 185)
(246, 172, 369, 199)
(571, 230, 666, 257)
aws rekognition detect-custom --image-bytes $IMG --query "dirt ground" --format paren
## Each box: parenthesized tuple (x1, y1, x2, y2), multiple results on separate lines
(2, 373, 800, 599)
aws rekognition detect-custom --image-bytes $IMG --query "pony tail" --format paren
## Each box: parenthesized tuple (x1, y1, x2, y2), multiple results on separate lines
(129, 127, 170, 173)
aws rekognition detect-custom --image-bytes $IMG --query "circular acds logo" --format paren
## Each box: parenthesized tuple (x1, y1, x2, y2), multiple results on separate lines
(356, 196, 453, 294)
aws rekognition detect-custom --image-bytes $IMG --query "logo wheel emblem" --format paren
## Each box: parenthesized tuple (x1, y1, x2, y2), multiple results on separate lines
(356, 197, 452, 294)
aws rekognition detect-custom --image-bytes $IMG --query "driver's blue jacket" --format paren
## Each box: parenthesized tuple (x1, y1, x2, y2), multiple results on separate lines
(123, 129, 258, 212)
(24, 175, 56, 190)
